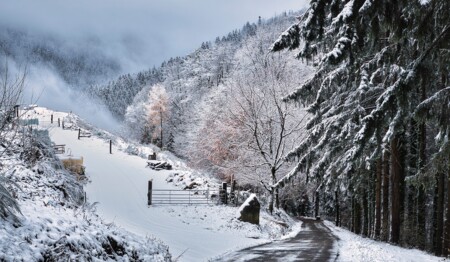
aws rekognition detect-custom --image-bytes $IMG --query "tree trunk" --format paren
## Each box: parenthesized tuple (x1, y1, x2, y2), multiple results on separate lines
(335, 190, 340, 226)
(434, 172, 445, 256)
(369, 169, 375, 238)
(443, 162, 450, 257)
(353, 196, 361, 235)
(375, 158, 382, 239)
(275, 188, 280, 209)
(268, 190, 274, 214)
(351, 194, 355, 232)
(417, 79, 427, 249)
(390, 136, 404, 244)
(159, 109, 163, 149)
(382, 149, 390, 241)
(315, 190, 320, 219)
(363, 187, 369, 237)
(405, 119, 419, 247)
(269, 168, 277, 213)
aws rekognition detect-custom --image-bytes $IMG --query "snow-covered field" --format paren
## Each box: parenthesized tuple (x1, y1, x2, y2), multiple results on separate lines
(4, 106, 450, 261)
(0, 125, 170, 261)
(22, 107, 301, 261)
(325, 221, 448, 262)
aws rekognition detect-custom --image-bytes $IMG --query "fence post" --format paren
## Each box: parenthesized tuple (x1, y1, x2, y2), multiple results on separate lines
(78, 128, 81, 140)
(14, 105, 19, 118)
(148, 152, 156, 160)
(109, 140, 112, 154)
(230, 179, 236, 205)
(147, 180, 153, 205)
(58, 118, 60, 127)
(62, 120, 65, 129)
(220, 182, 228, 205)
(51, 114, 53, 124)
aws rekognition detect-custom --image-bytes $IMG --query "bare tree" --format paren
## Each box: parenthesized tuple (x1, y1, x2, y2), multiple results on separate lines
(224, 37, 308, 213)
(187, 31, 310, 213)
(0, 63, 25, 146)
(228, 75, 306, 213)
(0, 62, 26, 220)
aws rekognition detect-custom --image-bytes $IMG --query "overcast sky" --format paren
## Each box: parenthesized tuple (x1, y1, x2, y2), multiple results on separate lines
(0, 0, 308, 71)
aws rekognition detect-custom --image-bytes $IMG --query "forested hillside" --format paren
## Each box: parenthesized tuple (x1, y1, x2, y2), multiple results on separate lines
(87, 11, 317, 214)
(272, 0, 449, 256)
(88, 12, 304, 120)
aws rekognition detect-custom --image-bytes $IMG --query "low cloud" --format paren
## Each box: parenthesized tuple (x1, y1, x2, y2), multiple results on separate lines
(1, 0, 308, 132)
(0, 0, 308, 70)
(22, 64, 121, 132)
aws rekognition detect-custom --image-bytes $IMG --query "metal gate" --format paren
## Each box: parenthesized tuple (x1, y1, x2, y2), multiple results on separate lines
(150, 188, 220, 205)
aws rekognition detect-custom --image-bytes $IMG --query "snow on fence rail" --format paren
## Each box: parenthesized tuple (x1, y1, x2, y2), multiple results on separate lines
(148, 180, 251, 206)
(19, 118, 39, 126)
(150, 189, 219, 205)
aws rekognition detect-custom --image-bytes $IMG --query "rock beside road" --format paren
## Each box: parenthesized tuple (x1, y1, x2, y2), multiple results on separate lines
(238, 194, 260, 225)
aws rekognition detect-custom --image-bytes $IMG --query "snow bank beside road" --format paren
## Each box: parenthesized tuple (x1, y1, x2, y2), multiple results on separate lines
(325, 221, 448, 262)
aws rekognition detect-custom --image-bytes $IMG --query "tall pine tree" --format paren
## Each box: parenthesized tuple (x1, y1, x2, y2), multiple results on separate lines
(272, 0, 449, 252)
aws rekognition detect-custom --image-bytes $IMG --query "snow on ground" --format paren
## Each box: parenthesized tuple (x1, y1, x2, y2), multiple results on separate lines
(22, 106, 448, 262)
(0, 127, 170, 261)
(325, 221, 449, 262)
(25, 107, 302, 261)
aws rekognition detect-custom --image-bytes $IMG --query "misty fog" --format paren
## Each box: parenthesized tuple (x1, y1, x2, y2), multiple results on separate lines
(0, 0, 307, 132)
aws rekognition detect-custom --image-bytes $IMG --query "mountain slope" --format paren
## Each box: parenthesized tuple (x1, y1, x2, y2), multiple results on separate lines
(0, 113, 170, 261)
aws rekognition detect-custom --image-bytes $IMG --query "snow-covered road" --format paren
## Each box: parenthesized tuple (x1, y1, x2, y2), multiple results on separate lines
(34, 109, 263, 261)
(218, 218, 337, 262)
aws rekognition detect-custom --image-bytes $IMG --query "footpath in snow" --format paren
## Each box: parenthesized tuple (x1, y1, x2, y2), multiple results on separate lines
(325, 221, 449, 262)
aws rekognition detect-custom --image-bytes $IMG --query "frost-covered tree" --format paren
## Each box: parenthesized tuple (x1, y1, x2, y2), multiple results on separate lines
(147, 84, 170, 149)
(226, 39, 309, 213)
(187, 24, 312, 214)
(124, 98, 149, 143)
(272, 0, 449, 252)
(226, 77, 307, 214)
(187, 86, 240, 180)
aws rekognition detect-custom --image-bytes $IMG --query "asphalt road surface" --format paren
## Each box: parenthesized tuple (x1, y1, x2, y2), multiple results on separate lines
(216, 217, 338, 262)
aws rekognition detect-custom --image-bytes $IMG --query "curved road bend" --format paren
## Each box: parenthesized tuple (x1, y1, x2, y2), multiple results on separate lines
(216, 217, 338, 262)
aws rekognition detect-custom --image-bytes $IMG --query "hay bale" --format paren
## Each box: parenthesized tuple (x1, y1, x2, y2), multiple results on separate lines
(61, 157, 84, 175)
